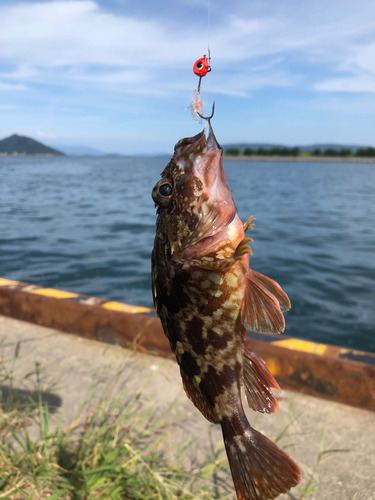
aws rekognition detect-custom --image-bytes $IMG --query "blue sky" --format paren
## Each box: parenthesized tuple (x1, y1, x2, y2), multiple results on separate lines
(0, 0, 374, 154)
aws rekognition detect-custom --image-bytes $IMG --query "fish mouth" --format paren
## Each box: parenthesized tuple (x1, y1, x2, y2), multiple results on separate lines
(173, 120, 221, 162)
(173, 130, 206, 159)
(206, 119, 222, 151)
(173, 122, 236, 254)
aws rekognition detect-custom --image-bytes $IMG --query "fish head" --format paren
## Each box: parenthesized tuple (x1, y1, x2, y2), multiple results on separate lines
(152, 122, 237, 257)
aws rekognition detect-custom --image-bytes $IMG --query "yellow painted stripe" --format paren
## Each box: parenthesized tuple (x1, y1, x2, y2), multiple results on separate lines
(274, 338, 327, 355)
(102, 301, 152, 314)
(29, 288, 79, 299)
(339, 347, 350, 355)
(264, 357, 281, 376)
(0, 278, 19, 286)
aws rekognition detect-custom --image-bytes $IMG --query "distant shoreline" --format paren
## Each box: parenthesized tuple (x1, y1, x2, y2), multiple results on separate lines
(1, 152, 374, 163)
(0, 153, 60, 157)
(223, 155, 375, 163)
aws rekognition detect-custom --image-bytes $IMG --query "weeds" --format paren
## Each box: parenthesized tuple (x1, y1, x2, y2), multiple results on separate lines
(0, 340, 230, 499)
(296, 422, 350, 500)
(0, 337, 348, 499)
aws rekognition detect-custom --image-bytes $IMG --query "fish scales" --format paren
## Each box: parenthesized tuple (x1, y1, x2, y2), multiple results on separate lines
(152, 123, 301, 499)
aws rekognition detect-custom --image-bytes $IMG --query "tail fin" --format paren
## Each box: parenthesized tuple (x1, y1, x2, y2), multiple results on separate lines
(222, 419, 301, 500)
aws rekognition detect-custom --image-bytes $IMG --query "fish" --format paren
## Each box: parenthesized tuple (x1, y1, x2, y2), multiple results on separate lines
(151, 121, 301, 500)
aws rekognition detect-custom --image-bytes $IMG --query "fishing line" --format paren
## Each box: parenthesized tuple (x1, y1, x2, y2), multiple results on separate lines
(188, 0, 212, 123)
(207, 0, 211, 55)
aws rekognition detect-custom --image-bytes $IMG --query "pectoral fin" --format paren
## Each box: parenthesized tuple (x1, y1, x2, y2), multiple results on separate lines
(174, 237, 254, 271)
(250, 269, 291, 312)
(241, 269, 290, 334)
(243, 215, 255, 233)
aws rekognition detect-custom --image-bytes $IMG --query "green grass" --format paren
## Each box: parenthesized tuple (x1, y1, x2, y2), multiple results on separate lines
(296, 422, 350, 500)
(0, 340, 232, 500)
(0, 337, 348, 500)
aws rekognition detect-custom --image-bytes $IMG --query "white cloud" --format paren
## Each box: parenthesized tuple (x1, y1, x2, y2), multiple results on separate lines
(315, 75, 375, 93)
(314, 42, 375, 92)
(205, 70, 302, 97)
(0, 81, 27, 91)
(37, 130, 57, 138)
(0, 0, 374, 96)
(0, 1, 172, 67)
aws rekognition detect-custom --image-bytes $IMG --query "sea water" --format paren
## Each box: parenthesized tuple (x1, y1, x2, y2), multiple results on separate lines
(0, 155, 374, 352)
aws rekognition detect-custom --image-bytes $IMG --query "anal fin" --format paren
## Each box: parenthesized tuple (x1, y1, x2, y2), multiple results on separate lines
(243, 341, 280, 414)
(241, 269, 290, 334)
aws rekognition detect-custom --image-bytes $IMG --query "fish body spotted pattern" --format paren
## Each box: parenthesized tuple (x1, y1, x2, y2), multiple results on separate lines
(151, 123, 301, 500)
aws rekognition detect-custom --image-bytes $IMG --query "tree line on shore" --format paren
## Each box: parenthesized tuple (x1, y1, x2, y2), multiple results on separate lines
(224, 146, 375, 157)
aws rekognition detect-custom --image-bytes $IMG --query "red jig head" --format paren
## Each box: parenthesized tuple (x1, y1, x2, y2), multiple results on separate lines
(193, 56, 211, 77)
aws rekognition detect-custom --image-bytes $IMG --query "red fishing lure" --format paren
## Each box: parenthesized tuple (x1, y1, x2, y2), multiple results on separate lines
(188, 52, 212, 123)
(193, 56, 211, 77)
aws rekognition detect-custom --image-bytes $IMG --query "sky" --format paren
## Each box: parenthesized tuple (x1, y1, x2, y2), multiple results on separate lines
(0, 0, 374, 154)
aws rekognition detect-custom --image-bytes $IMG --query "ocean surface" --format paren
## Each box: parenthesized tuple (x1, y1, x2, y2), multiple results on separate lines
(0, 155, 374, 353)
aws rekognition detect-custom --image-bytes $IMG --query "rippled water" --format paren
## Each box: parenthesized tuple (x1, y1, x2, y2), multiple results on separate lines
(0, 155, 374, 352)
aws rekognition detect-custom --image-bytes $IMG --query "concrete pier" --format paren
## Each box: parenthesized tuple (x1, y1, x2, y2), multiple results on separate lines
(1, 314, 374, 500)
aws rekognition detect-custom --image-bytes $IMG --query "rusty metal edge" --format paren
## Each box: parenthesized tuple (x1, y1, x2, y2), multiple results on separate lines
(0, 278, 374, 411)
(0, 278, 172, 359)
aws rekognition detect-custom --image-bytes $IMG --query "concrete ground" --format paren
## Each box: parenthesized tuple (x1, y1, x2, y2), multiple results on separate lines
(1, 314, 374, 500)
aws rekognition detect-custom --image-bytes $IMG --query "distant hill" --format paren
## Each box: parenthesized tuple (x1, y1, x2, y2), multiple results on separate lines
(222, 142, 373, 153)
(222, 142, 283, 151)
(0, 134, 65, 155)
(51, 144, 106, 156)
(300, 143, 372, 152)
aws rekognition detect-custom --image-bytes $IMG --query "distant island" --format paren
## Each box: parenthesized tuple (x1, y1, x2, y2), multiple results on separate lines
(1, 133, 374, 160)
(0, 134, 65, 156)
(51, 144, 105, 156)
(222, 143, 375, 159)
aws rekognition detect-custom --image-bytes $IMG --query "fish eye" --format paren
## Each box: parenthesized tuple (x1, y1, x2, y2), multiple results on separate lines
(152, 179, 173, 206)
(196, 62, 203, 69)
(159, 182, 172, 197)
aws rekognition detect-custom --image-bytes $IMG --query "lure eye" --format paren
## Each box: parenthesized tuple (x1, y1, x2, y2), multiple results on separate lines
(152, 179, 173, 206)
(196, 61, 203, 69)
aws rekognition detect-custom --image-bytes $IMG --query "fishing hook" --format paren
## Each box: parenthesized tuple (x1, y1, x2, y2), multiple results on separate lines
(197, 101, 215, 121)
(197, 76, 202, 93)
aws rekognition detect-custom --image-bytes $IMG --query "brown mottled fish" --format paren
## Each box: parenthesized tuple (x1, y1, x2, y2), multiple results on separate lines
(151, 120, 301, 500)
